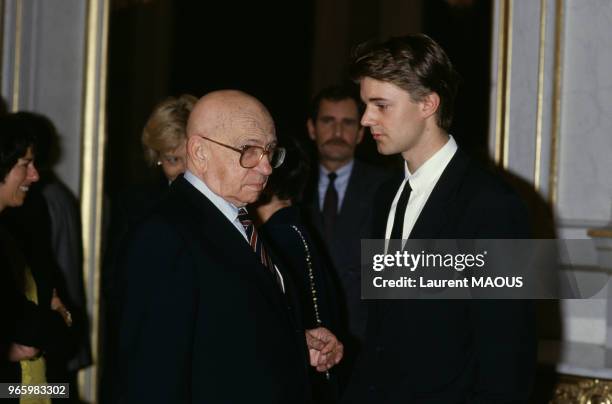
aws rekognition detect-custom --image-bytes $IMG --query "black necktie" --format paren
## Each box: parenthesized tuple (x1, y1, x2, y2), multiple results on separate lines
(238, 207, 282, 289)
(322, 172, 338, 242)
(390, 180, 412, 240)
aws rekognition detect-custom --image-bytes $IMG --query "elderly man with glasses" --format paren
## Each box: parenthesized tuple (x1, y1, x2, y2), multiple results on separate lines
(117, 90, 342, 404)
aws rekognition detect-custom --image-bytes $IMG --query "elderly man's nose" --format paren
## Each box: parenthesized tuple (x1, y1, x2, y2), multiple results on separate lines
(257, 153, 273, 175)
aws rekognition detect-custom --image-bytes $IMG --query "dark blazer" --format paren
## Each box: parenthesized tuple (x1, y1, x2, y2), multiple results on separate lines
(304, 160, 389, 345)
(343, 149, 537, 404)
(0, 198, 74, 388)
(260, 206, 341, 403)
(117, 176, 311, 403)
(260, 206, 339, 331)
(101, 177, 169, 404)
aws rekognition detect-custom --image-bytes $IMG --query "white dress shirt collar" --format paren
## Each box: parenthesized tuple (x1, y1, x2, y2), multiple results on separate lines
(183, 170, 243, 235)
(183, 171, 285, 292)
(404, 135, 458, 194)
(384, 135, 458, 243)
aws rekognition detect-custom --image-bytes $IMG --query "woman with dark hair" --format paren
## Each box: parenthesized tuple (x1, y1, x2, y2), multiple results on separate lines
(11, 111, 92, 396)
(0, 114, 73, 402)
(253, 136, 343, 404)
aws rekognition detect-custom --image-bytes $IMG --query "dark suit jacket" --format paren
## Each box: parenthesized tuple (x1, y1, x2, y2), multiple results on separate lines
(260, 206, 339, 331)
(117, 176, 311, 403)
(0, 197, 74, 387)
(304, 160, 389, 345)
(260, 206, 341, 403)
(343, 149, 537, 404)
(101, 177, 169, 404)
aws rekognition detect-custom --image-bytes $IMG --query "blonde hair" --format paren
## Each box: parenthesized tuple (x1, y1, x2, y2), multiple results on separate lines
(142, 94, 197, 165)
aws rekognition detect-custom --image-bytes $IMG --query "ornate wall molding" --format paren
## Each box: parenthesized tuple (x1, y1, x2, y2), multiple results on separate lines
(493, 0, 512, 168)
(490, 0, 565, 204)
(552, 376, 612, 403)
(79, 0, 109, 401)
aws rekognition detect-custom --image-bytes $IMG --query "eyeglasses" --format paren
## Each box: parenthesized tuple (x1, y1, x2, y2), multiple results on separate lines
(198, 135, 286, 169)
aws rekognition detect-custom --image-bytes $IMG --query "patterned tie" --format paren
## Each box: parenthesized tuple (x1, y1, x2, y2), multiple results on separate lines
(238, 207, 282, 289)
(322, 172, 338, 242)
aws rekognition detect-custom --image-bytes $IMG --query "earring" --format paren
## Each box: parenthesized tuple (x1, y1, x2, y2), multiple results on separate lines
(156, 161, 162, 166)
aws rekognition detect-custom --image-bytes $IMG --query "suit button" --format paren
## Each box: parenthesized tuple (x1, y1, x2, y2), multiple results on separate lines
(368, 385, 377, 393)
(375, 346, 384, 354)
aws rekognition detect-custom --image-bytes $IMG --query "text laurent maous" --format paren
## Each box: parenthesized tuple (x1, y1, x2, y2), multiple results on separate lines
(372, 276, 524, 288)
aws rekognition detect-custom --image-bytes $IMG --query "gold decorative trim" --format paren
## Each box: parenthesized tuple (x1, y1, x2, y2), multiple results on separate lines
(533, 0, 547, 191)
(93, 0, 109, 399)
(494, 0, 512, 168)
(552, 376, 612, 403)
(548, 0, 564, 207)
(0, 0, 5, 88)
(502, 0, 513, 168)
(588, 228, 612, 239)
(80, 0, 109, 400)
(11, 0, 22, 111)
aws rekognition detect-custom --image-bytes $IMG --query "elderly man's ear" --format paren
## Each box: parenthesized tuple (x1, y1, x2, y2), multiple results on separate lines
(188, 136, 207, 171)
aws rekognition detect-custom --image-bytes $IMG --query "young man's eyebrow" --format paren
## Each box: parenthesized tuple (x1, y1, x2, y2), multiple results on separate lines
(366, 97, 390, 102)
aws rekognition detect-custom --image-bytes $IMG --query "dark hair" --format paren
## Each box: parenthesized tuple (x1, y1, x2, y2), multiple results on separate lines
(12, 111, 58, 173)
(309, 83, 364, 122)
(260, 136, 311, 204)
(349, 34, 459, 131)
(0, 114, 38, 181)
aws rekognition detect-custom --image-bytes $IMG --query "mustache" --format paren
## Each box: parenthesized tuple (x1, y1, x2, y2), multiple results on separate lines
(323, 138, 350, 147)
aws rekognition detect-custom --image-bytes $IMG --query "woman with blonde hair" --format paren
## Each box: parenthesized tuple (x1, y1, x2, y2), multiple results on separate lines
(141, 94, 197, 183)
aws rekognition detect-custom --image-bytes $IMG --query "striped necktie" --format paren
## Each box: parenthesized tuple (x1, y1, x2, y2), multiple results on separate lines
(238, 208, 282, 289)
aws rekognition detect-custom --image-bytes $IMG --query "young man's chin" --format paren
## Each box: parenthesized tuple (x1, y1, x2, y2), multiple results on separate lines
(375, 143, 395, 156)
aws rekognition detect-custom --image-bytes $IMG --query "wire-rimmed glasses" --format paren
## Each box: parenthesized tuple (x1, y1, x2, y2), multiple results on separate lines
(198, 135, 285, 169)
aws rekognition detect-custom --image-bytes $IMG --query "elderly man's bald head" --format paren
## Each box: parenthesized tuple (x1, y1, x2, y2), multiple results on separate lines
(187, 90, 274, 142)
(185, 90, 278, 207)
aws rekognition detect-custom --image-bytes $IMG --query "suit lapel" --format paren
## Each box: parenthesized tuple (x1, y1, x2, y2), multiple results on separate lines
(376, 150, 470, 319)
(371, 175, 404, 239)
(410, 149, 469, 239)
(173, 178, 291, 323)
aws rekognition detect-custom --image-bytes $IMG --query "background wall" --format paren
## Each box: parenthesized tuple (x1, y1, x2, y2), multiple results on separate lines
(488, 0, 612, 383)
(557, 0, 612, 226)
(1, 0, 86, 195)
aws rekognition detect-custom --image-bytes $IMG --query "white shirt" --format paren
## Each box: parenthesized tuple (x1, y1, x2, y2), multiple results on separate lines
(385, 136, 458, 241)
(184, 170, 285, 292)
(184, 170, 248, 240)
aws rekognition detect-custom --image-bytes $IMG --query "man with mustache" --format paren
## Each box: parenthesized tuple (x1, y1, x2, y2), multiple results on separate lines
(118, 90, 343, 403)
(304, 84, 389, 391)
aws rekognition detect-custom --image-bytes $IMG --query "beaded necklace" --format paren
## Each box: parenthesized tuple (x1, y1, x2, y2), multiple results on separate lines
(290, 225, 322, 325)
